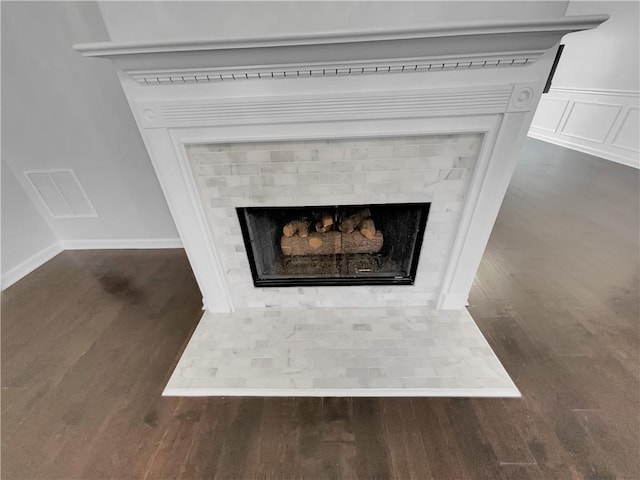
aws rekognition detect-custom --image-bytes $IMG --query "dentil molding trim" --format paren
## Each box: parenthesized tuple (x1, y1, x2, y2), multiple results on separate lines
(75, 16, 608, 86)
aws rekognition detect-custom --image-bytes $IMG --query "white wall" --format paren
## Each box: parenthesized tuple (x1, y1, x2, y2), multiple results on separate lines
(529, 1, 639, 168)
(1, 160, 61, 288)
(2, 1, 179, 250)
(554, 0, 639, 92)
(98, 1, 568, 42)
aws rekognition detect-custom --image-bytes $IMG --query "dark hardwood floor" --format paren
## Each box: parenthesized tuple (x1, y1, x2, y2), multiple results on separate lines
(2, 139, 639, 479)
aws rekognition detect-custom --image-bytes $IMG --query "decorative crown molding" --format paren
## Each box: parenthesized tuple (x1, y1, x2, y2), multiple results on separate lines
(75, 15, 608, 86)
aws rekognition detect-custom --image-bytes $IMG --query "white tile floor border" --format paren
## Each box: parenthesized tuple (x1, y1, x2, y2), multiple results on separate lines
(163, 307, 520, 397)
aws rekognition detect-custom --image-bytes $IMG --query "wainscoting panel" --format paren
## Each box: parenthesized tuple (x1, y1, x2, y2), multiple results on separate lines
(560, 101, 622, 143)
(533, 97, 569, 133)
(529, 88, 639, 168)
(612, 107, 640, 153)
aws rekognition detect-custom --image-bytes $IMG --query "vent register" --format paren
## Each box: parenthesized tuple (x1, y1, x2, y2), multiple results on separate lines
(25, 170, 96, 218)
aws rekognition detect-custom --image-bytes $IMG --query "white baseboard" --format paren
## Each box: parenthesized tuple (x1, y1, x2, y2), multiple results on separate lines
(2, 238, 184, 290)
(60, 238, 183, 250)
(527, 130, 639, 168)
(529, 87, 639, 169)
(1, 241, 63, 290)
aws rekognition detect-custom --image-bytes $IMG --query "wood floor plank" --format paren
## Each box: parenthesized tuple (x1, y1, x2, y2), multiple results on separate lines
(380, 399, 432, 480)
(213, 397, 265, 480)
(409, 399, 470, 479)
(470, 399, 537, 466)
(351, 399, 393, 480)
(571, 408, 640, 479)
(498, 463, 545, 480)
(444, 398, 503, 480)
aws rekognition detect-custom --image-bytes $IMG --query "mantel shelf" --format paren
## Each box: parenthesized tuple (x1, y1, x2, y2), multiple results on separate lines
(74, 15, 608, 86)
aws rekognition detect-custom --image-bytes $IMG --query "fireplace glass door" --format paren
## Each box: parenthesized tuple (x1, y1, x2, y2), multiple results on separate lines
(237, 203, 429, 287)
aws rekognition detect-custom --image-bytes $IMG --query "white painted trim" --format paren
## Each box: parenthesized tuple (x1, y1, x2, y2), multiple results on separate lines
(139, 85, 516, 128)
(75, 15, 609, 55)
(551, 87, 640, 97)
(170, 132, 233, 312)
(528, 130, 639, 169)
(437, 293, 470, 310)
(1, 238, 184, 290)
(137, 128, 233, 313)
(529, 87, 639, 169)
(60, 238, 182, 250)
(437, 111, 531, 309)
(126, 58, 534, 86)
(612, 108, 640, 152)
(1, 241, 63, 290)
(74, 15, 607, 87)
(162, 387, 521, 398)
(558, 101, 622, 144)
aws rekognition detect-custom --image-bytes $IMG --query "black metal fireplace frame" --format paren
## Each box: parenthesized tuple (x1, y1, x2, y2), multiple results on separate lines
(237, 203, 430, 288)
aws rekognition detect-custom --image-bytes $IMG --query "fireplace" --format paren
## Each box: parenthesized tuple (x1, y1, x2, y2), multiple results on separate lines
(75, 14, 607, 312)
(74, 9, 608, 398)
(238, 202, 429, 287)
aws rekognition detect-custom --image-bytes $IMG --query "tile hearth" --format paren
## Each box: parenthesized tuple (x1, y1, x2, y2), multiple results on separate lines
(164, 307, 519, 397)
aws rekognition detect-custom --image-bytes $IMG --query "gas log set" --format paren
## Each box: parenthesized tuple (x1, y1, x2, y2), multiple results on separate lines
(237, 203, 429, 286)
(280, 209, 384, 257)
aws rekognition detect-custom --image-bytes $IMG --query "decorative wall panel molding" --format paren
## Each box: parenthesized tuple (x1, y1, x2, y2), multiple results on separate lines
(530, 97, 569, 132)
(611, 107, 640, 153)
(529, 87, 639, 168)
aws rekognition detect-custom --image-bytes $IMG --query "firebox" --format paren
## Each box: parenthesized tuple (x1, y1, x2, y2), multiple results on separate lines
(237, 203, 429, 287)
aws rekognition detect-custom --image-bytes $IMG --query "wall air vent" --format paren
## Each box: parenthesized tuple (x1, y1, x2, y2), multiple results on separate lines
(24, 169, 97, 218)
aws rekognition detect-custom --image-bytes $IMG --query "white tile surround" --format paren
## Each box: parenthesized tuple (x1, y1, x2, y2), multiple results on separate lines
(164, 306, 519, 397)
(187, 134, 482, 309)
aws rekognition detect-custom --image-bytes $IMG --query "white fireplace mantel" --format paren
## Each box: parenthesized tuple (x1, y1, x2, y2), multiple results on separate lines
(75, 16, 606, 85)
(74, 15, 607, 313)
